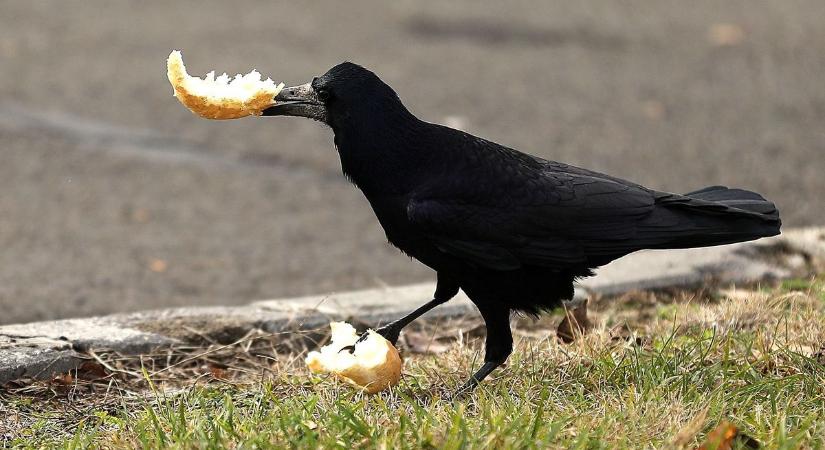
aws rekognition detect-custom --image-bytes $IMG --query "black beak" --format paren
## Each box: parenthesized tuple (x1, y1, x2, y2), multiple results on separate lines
(262, 82, 326, 122)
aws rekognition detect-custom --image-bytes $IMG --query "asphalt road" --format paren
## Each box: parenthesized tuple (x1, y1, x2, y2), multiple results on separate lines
(1, 1, 823, 324)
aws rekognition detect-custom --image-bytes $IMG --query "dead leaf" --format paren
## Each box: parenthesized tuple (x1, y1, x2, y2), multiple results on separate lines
(51, 372, 74, 385)
(208, 364, 228, 380)
(695, 421, 759, 450)
(557, 299, 592, 343)
(77, 361, 108, 380)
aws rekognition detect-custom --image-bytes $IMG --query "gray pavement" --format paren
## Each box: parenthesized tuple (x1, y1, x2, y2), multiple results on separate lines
(1, 1, 824, 324)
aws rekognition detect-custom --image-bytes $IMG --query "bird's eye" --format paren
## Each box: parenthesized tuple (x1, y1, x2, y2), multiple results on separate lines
(316, 88, 331, 102)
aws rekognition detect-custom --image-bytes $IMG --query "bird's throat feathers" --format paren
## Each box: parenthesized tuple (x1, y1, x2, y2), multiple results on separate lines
(332, 102, 429, 195)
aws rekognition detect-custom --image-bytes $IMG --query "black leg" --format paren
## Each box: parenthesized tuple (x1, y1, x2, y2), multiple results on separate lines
(452, 361, 499, 398)
(452, 305, 513, 398)
(372, 297, 445, 344)
(340, 275, 459, 352)
(373, 275, 460, 345)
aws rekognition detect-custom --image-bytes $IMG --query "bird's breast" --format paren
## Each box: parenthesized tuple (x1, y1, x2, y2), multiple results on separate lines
(363, 194, 417, 245)
(362, 193, 454, 272)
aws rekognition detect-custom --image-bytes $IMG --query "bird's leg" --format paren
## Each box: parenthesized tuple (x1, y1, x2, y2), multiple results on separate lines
(453, 362, 499, 397)
(374, 296, 447, 344)
(340, 275, 459, 352)
(452, 306, 513, 399)
(339, 297, 446, 353)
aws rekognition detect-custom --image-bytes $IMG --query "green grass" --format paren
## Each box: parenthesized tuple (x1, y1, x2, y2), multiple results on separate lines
(4, 281, 825, 449)
(780, 276, 825, 302)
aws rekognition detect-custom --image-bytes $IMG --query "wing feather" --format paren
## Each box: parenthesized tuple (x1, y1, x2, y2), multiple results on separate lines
(407, 157, 656, 270)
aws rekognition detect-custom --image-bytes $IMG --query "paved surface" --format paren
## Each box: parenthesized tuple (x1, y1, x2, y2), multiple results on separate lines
(4, 228, 822, 384)
(1, 1, 824, 324)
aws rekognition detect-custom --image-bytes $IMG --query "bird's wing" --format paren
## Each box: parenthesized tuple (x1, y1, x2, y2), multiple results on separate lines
(407, 160, 656, 270)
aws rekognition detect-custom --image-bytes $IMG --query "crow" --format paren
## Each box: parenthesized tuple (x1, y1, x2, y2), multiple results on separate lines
(263, 62, 781, 395)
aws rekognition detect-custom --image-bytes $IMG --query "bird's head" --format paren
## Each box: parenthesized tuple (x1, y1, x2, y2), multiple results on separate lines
(262, 62, 410, 131)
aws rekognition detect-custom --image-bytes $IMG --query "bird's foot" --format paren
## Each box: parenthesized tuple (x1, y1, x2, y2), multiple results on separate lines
(446, 361, 501, 400)
(338, 325, 401, 353)
(373, 325, 401, 346)
(448, 378, 479, 401)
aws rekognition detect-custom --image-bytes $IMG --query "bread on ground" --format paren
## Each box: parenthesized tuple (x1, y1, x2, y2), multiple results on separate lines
(306, 322, 402, 394)
(166, 50, 284, 120)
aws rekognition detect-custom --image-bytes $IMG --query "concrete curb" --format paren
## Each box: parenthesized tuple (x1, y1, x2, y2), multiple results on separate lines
(2, 227, 823, 384)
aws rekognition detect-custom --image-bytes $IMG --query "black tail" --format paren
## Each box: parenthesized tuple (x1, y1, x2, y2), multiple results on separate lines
(683, 185, 781, 219)
(638, 185, 781, 250)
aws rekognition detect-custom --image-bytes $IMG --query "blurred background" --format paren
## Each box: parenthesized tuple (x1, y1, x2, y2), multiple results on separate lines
(1, 1, 823, 324)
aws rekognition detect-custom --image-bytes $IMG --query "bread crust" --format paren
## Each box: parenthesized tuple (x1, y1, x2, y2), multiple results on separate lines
(166, 50, 283, 120)
(306, 324, 403, 394)
(337, 337, 403, 394)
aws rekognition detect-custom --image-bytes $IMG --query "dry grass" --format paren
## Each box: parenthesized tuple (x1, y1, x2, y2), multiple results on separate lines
(2, 277, 824, 448)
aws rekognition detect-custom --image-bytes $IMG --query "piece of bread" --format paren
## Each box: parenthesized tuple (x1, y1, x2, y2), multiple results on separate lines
(306, 322, 402, 394)
(166, 50, 284, 120)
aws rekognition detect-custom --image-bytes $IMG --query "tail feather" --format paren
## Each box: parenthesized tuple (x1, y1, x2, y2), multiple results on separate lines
(584, 185, 781, 265)
(632, 186, 782, 251)
(680, 185, 780, 221)
(685, 185, 767, 202)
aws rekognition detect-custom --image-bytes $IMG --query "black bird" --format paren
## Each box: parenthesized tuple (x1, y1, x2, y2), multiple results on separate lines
(263, 63, 781, 395)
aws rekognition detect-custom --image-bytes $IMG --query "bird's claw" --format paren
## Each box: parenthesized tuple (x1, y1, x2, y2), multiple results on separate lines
(448, 379, 478, 401)
(376, 327, 400, 346)
(337, 330, 372, 354)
